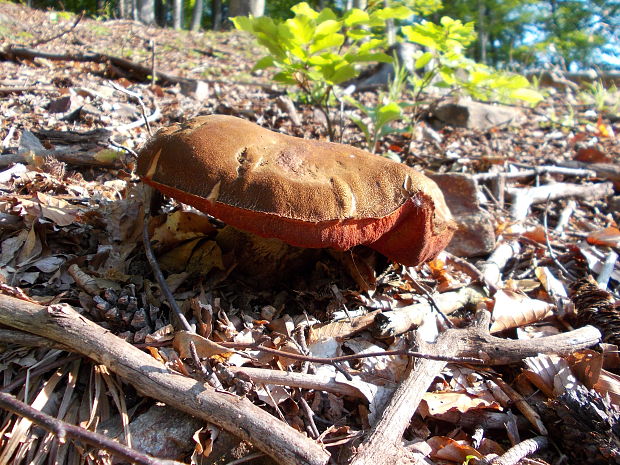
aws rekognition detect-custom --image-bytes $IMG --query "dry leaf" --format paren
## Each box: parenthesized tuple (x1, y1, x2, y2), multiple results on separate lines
(16, 225, 42, 267)
(535, 266, 568, 297)
(587, 226, 620, 247)
(490, 289, 553, 333)
(420, 391, 500, 416)
(427, 436, 483, 462)
(567, 350, 603, 389)
(575, 146, 612, 163)
(150, 211, 215, 247)
(594, 370, 620, 407)
(36, 192, 78, 226)
(173, 331, 231, 359)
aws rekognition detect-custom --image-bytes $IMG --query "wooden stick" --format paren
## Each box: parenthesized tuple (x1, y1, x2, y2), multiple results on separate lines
(0, 295, 330, 465)
(0, 391, 183, 465)
(345, 310, 600, 463)
(506, 182, 613, 221)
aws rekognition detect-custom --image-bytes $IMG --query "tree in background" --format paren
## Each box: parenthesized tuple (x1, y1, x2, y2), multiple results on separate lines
(15, 0, 620, 70)
(440, 0, 619, 70)
(529, 0, 619, 70)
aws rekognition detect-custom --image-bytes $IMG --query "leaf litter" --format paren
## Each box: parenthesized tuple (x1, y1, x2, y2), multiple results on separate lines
(0, 2, 619, 464)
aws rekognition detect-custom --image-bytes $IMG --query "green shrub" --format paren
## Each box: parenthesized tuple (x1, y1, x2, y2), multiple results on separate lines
(232, 2, 411, 139)
(235, 2, 543, 147)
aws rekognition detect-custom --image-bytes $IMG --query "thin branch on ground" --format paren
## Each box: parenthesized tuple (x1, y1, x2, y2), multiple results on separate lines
(0, 391, 184, 465)
(142, 221, 193, 332)
(28, 12, 84, 48)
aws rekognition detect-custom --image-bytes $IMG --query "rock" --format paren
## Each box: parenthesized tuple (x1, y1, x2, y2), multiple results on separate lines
(18, 130, 45, 154)
(99, 404, 203, 460)
(48, 95, 73, 113)
(428, 173, 496, 257)
(610, 196, 620, 222)
(180, 79, 210, 100)
(433, 99, 525, 131)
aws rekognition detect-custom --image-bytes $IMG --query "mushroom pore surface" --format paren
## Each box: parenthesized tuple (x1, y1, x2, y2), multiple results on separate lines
(137, 115, 455, 265)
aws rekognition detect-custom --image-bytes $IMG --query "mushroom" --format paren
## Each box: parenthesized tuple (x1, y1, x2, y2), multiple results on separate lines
(137, 115, 455, 266)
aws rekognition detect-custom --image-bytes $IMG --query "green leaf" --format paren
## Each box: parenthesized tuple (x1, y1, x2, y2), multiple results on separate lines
(371, 6, 413, 21)
(310, 33, 345, 54)
(316, 8, 337, 23)
(402, 26, 438, 49)
(252, 55, 275, 71)
(509, 88, 544, 104)
(357, 38, 386, 54)
(328, 63, 357, 84)
(231, 16, 253, 32)
(343, 9, 369, 27)
(285, 16, 314, 45)
(349, 115, 371, 141)
(315, 19, 341, 37)
(290, 2, 318, 19)
(415, 52, 433, 69)
(376, 102, 402, 128)
(273, 71, 298, 85)
(346, 28, 372, 40)
(350, 52, 392, 63)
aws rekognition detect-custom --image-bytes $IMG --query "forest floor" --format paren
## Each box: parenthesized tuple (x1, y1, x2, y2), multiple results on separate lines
(0, 2, 620, 465)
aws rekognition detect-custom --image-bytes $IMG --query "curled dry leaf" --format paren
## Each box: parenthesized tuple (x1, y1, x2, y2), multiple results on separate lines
(587, 226, 620, 247)
(427, 436, 483, 462)
(420, 391, 501, 417)
(150, 210, 216, 248)
(173, 330, 231, 359)
(523, 354, 573, 397)
(489, 289, 553, 333)
(36, 192, 78, 226)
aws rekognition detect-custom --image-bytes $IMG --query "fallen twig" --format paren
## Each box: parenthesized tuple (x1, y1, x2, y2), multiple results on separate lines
(473, 165, 596, 182)
(489, 436, 549, 465)
(507, 182, 614, 221)
(557, 160, 620, 186)
(142, 221, 193, 332)
(0, 294, 330, 465)
(343, 310, 600, 464)
(0, 391, 182, 465)
(27, 12, 84, 48)
(373, 285, 486, 338)
(0, 147, 123, 169)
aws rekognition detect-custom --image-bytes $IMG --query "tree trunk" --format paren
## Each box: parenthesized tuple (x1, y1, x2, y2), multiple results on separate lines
(173, 0, 183, 29)
(477, 0, 487, 64)
(155, 0, 165, 25)
(384, 0, 396, 45)
(191, 0, 203, 31)
(229, 0, 265, 18)
(131, 0, 138, 21)
(137, 0, 156, 24)
(211, 0, 223, 30)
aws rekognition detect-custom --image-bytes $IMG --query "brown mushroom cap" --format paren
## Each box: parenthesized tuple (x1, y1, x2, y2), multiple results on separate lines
(137, 115, 455, 265)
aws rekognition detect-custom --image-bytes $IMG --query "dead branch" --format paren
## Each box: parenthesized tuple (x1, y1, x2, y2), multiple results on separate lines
(28, 12, 84, 48)
(506, 182, 614, 221)
(473, 165, 596, 182)
(489, 436, 548, 465)
(558, 160, 620, 186)
(0, 294, 330, 465)
(0, 329, 69, 350)
(344, 311, 600, 464)
(0, 147, 123, 169)
(1, 47, 189, 86)
(373, 285, 486, 338)
(229, 366, 366, 398)
(0, 391, 183, 465)
(0, 46, 277, 90)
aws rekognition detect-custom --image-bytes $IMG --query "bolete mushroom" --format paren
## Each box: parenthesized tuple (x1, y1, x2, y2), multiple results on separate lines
(137, 115, 455, 266)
